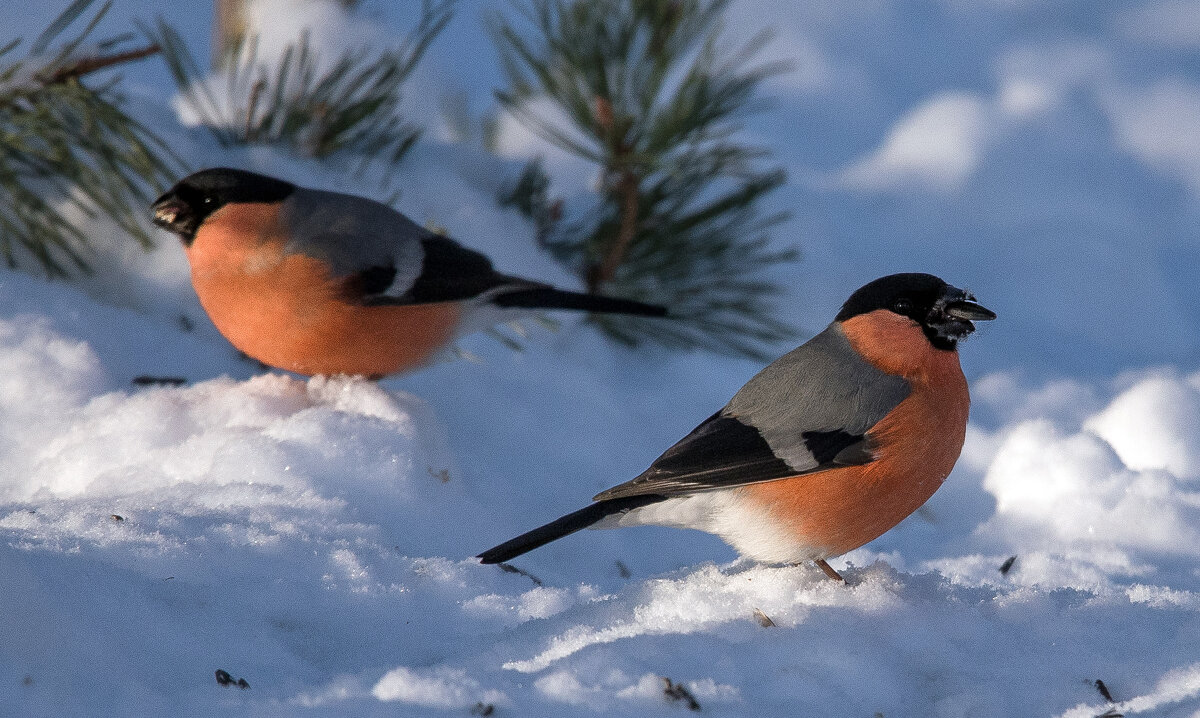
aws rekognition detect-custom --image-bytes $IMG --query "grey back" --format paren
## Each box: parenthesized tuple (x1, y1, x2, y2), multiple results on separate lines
(727, 323, 910, 474)
(280, 188, 427, 292)
(594, 323, 911, 502)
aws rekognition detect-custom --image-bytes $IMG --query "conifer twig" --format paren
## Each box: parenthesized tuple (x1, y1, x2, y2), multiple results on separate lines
(0, 0, 182, 277)
(493, 0, 797, 359)
(44, 43, 160, 83)
(147, 1, 455, 186)
(590, 167, 639, 291)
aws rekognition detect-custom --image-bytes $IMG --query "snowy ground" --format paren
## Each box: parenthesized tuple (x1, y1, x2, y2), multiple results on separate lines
(2, 1, 1200, 716)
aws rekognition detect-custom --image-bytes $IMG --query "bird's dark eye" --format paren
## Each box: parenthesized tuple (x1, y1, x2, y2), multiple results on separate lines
(893, 298, 912, 314)
(202, 196, 214, 205)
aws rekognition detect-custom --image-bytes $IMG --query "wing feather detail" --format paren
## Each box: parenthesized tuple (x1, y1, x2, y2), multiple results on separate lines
(595, 325, 910, 501)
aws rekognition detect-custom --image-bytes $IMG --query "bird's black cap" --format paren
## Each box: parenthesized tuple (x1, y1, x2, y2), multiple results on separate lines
(151, 168, 295, 245)
(836, 272, 995, 350)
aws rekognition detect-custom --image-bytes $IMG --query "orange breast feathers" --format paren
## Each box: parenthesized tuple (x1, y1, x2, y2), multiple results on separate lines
(741, 309, 971, 557)
(184, 203, 462, 377)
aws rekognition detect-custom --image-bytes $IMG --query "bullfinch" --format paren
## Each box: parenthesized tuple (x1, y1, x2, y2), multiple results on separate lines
(478, 273, 995, 580)
(151, 168, 667, 378)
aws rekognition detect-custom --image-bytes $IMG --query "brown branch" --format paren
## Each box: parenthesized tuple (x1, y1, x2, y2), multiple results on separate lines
(589, 166, 640, 291)
(244, 78, 266, 142)
(44, 44, 161, 84)
(593, 95, 613, 132)
(585, 94, 640, 291)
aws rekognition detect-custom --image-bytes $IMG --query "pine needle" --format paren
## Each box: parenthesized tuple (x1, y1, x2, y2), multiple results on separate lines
(145, 1, 455, 188)
(0, 0, 182, 277)
(492, 0, 797, 358)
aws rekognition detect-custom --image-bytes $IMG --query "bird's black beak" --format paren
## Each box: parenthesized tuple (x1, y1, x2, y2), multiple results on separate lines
(151, 192, 186, 229)
(944, 296, 996, 322)
(927, 285, 995, 348)
(151, 191, 199, 245)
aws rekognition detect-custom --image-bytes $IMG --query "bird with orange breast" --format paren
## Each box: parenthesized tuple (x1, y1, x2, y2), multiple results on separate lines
(478, 273, 995, 581)
(151, 168, 667, 378)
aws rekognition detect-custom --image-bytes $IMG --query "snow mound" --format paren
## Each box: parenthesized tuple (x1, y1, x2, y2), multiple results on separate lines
(977, 370, 1200, 558)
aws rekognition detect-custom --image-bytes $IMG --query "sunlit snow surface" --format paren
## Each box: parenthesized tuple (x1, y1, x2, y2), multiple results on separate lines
(3, 0, 1200, 715)
(3, 265, 1199, 717)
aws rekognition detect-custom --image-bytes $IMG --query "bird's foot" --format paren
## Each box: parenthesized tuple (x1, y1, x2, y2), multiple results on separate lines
(814, 558, 847, 584)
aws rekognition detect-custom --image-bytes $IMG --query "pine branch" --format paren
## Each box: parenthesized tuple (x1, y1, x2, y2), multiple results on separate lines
(492, 0, 797, 358)
(0, 0, 182, 278)
(146, 1, 455, 186)
(590, 167, 639, 290)
(43, 43, 160, 84)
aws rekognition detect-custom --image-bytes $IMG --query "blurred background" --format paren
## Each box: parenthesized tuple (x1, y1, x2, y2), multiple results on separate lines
(7, 0, 1199, 381)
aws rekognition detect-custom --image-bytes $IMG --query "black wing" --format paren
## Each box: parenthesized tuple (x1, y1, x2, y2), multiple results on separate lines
(282, 189, 667, 313)
(363, 235, 523, 305)
(594, 412, 873, 501)
(360, 237, 666, 315)
(281, 188, 530, 306)
(594, 324, 910, 502)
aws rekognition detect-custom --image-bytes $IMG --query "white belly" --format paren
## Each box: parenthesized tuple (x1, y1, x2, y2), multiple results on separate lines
(594, 492, 826, 564)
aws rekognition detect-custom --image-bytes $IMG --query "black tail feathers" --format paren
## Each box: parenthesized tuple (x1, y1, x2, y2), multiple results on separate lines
(477, 495, 665, 564)
(492, 287, 668, 317)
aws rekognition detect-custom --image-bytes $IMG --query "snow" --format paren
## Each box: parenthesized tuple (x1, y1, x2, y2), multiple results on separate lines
(1114, 0, 1200, 50)
(837, 91, 995, 191)
(1085, 370, 1200, 480)
(3, 0, 1200, 716)
(1103, 79, 1200, 197)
